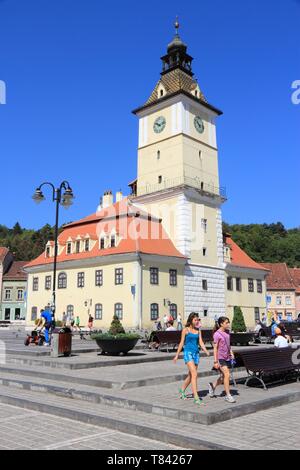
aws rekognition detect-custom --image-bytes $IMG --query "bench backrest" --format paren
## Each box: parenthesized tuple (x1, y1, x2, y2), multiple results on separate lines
(155, 331, 182, 344)
(237, 347, 300, 372)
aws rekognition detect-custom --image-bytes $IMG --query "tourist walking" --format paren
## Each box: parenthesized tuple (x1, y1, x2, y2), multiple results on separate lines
(208, 316, 236, 404)
(88, 314, 94, 331)
(173, 313, 210, 406)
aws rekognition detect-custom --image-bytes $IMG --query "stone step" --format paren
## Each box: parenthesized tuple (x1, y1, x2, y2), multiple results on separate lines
(0, 384, 230, 450)
(1, 369, 291, 427)
(0, 362, 243, 390)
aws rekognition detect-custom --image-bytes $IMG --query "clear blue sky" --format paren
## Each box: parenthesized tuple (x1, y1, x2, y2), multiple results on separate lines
(0, 0, 299, 230)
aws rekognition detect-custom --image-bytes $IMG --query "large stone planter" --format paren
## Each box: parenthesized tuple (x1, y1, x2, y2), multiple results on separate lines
(231, 332, 254, 346)
(95, 338, 139, 355)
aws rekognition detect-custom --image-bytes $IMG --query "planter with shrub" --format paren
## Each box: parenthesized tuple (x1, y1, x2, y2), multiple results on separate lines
(231, 306, 254, 345)
(91, 316, 140, 355)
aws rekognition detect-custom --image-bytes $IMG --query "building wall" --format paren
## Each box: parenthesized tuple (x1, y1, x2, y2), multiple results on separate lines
(26, 256, 185, 329)
(141, 260, 184, 329)
(225, 269, 267, 328)
(266, 290, 296, 320)
(0, 279, 27, 321)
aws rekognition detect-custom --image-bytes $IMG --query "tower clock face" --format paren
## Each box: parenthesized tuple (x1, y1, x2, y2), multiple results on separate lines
(153, 116, 166, 134)
(194, 116, 205, 134)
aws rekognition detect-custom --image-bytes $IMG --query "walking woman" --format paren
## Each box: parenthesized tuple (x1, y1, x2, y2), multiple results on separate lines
(173, 313, 210, 406)
(208, 316, 236, 404)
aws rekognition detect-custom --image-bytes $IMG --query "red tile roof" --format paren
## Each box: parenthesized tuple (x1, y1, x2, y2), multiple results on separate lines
(25, 199, 185, 269)
(260, 263, 295, 290)
(3, 261, 28, 281)
(289, 268, 300, 294)
(225, 236, 268, 271)
(0, 247, 9, 263)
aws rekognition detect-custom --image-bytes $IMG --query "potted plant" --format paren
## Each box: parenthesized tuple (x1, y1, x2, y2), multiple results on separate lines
(91, 315, 140, 355)
(231, 307, 253, 346)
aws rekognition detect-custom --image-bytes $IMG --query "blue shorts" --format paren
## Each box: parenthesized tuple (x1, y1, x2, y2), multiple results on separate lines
(184, 350, 200, 365)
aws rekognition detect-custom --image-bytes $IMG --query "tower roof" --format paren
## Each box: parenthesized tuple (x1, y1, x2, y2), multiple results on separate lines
(133, 20, 222, 116)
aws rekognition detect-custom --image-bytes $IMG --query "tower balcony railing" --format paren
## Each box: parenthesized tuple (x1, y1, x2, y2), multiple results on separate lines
(136, 175, 227, 199)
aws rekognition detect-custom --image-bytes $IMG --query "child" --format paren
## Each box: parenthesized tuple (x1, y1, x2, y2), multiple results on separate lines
(208, 316, 236, 404)
(174, 312, 210, 406)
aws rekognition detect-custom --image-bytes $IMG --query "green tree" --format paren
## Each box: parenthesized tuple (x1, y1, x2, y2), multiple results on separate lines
(109, 315, 126, 335)
(232, 306, 247, 333)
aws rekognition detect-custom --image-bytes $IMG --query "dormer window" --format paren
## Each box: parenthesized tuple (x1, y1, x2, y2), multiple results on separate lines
(85, 239, 90, 252)
(67, 243, 72, 255)
(100, 237, 105, 250)
(160, 89, 164, 97)
(111, 235, 116, 248)
(195, 90, 198, 97)
(46, 246, 50, 258)
(76, 241, 80, 253)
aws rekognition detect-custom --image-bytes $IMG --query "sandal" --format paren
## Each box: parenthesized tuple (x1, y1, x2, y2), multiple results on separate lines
(178, 388, 187, 400)
(193, 397, 206, 406)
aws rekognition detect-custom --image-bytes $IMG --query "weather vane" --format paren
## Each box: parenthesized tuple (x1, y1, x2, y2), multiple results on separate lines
(175, 16, 180, 35)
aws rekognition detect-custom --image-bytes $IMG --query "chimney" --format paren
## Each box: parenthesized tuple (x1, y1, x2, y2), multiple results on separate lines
(102, 190, 114, 209)
(116, 190, 123, 203)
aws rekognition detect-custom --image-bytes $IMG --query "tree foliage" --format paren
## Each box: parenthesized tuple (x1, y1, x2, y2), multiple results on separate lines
(223, 222, 300, 267)
(232, 306, 247, 333)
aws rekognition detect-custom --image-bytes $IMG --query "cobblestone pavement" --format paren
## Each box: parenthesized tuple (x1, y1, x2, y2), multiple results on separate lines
(0, 403, 184, 450)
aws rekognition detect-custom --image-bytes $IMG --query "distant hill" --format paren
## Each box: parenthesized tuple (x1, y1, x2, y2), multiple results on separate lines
(1, 221, 300, 267)
(223, 222, 300, 268)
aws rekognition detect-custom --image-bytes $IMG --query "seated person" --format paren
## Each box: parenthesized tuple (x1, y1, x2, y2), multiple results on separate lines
(166, 321, 176, 332)
(254, 320, 263, 336)
(274, 327, 290, 348)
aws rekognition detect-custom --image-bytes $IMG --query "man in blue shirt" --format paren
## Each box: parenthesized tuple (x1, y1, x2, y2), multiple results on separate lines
(35, 308, 52, 346)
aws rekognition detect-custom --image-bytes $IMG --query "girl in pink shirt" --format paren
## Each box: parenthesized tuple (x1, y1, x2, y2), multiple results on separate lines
(208, 316, 236, 404)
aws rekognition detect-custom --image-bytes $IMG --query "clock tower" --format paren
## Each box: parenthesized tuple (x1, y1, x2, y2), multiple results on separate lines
(131, 21, 226, 320)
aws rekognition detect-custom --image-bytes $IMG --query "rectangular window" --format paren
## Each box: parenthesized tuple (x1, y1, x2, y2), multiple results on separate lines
(236, 278, 242, 292)
(150, 267, 159, 285)
(257, 280, 263, 294)
(286, 296, 292, 306)
(202, 279, 208, 291)
(248, 279, 254, 293)
(100, 238, 105, 250)
(5, 308, 11, 320)
(31, 307, 37, 321)
(85, 239, 89, 252)
(254, 307, 260, 322)
(76, 241, 80, 253)
(67, 242, 72, 254)
(227, 277, 233, 291)
(77, 272, 85, 288)
(95, 270, 103, 287)
(4, 289, 11, 300)
(150, 303, 159, 321)
(114, 303, 123, 320)
(95, 304, 103, 320)
(45, 275, 51, 290)
(33, 277, 39, 292)
(46, 246, 50, 258)
(158, 176, 162, 184)
(17, 290, 24, 301)
(169, 269, 177, 286)
(115, 268, 123, 285)
(111, 235, 116, 248)
(203, 248, 207, 257)
(276, 296, 282, 306)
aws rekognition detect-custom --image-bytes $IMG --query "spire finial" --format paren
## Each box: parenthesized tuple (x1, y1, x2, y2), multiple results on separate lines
(174, 16, 180, 35)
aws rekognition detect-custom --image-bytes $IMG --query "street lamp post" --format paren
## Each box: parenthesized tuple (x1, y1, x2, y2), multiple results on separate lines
(32, 181, 74, 322)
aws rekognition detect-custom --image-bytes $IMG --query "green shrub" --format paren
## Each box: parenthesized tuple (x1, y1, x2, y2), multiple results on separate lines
(232, 306, 247, 333)
(91, 333, 140, 341)
(54, 320, 64, 327)
(108, 315, 125, 335)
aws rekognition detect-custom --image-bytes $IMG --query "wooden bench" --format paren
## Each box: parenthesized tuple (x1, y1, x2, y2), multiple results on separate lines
(151, 331, 182, 352)
(235, 347, 300, 390)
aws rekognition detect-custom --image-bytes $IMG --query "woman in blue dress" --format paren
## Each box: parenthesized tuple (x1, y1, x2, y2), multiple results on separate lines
(174, 312, 210, 406)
